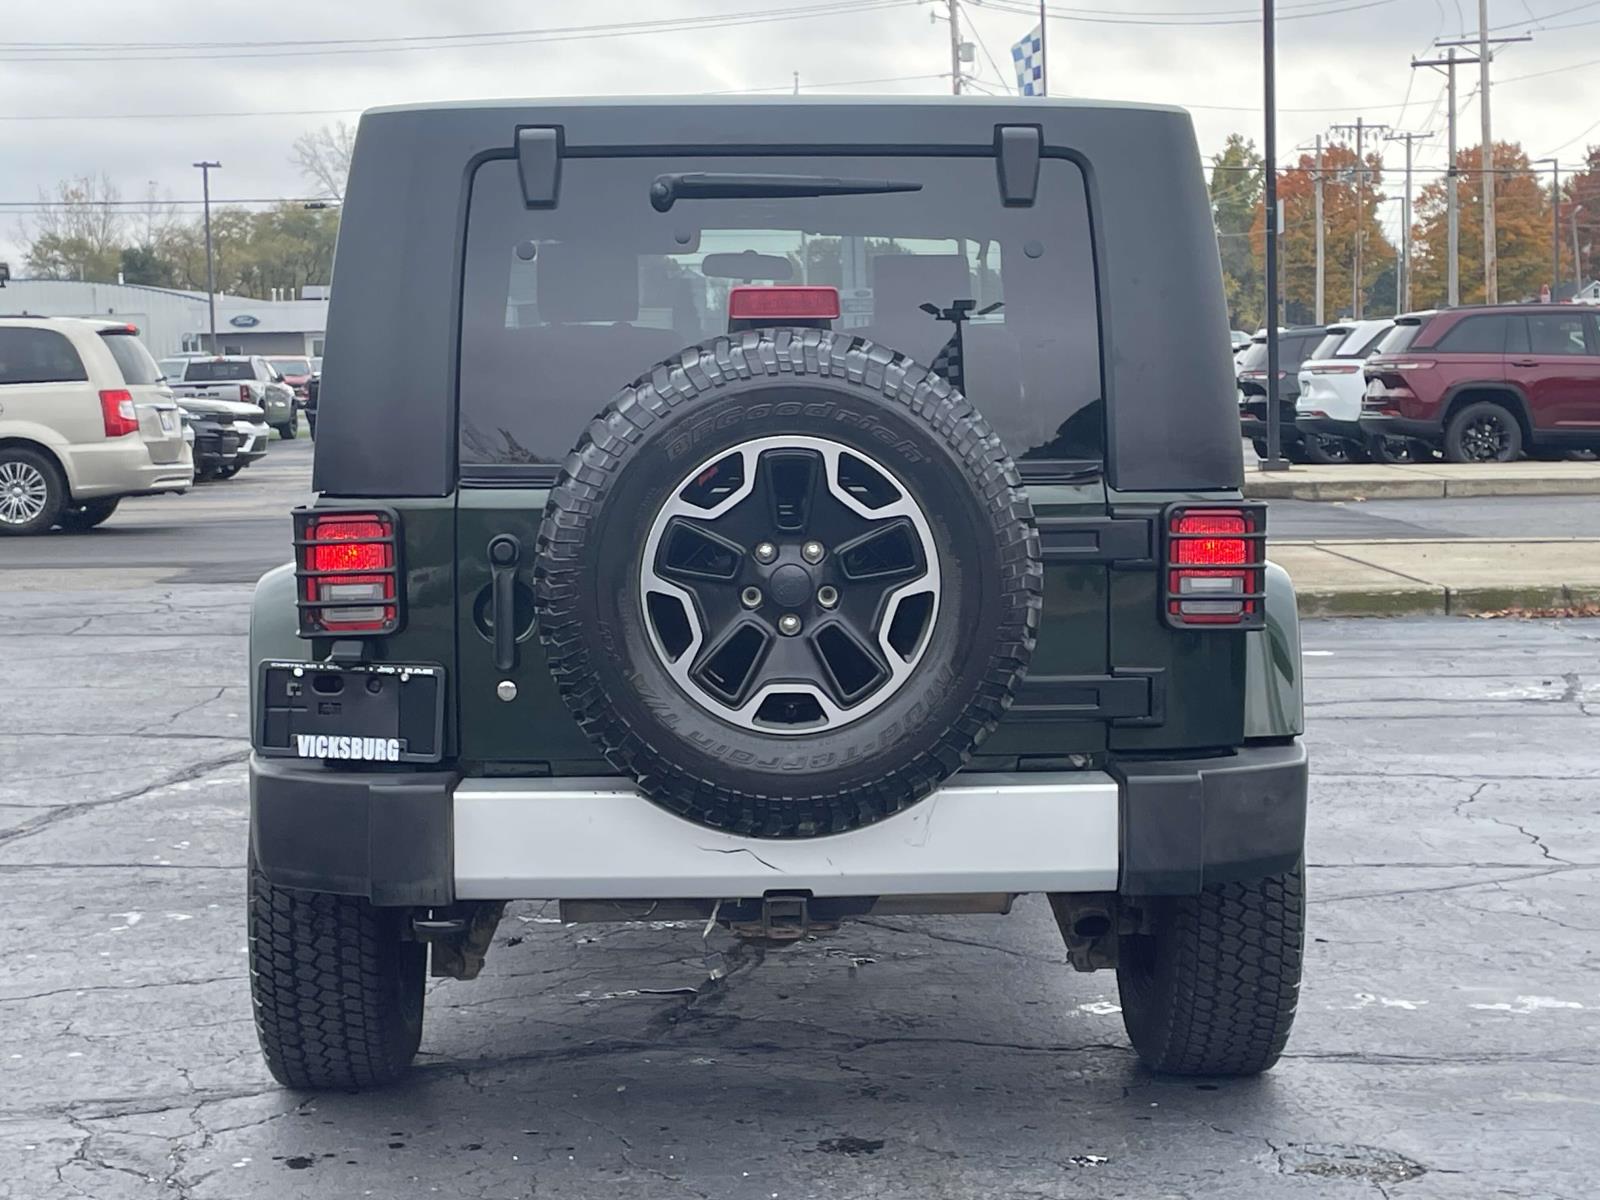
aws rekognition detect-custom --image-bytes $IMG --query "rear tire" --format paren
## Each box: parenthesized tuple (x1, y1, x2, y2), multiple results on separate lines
(1443, 400, 1522, 463)
(57, 497, 120, 532)
(1116, 863, 1304, 1076)
(276, 410, 299, 440)
(248, 860, 425, 1090)
(0, 447, 66, 537)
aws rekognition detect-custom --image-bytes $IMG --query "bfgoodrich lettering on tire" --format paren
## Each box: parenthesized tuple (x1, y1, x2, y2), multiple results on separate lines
(535, 328, 1042, 838)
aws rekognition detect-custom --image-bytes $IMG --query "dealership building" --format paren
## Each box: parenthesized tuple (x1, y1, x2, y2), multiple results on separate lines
(0, 279, 328, 358)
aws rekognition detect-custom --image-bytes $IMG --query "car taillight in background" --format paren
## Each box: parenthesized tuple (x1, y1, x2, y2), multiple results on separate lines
(1162, 504, 1266, 629)
(99, 389, 139, 437)
(239, 384, 253, 404)
(294, 509, 402, 636)
(1306, 363, 1362, 374)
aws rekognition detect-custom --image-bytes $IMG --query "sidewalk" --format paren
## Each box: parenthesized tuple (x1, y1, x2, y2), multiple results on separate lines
(1244, 459, 1600, 501)
(1275, 537, 1600, 616)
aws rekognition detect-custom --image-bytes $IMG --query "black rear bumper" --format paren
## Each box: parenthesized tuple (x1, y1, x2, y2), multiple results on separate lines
(1112, 741, 1307, 894)
(250, 755, 457, 906)
(250, 741, 1308, 904)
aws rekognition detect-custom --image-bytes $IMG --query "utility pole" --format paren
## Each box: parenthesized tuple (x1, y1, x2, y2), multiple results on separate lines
(1314, 135, 1326, 324)
(1329, 117, 1389, 318)
(947, 0, 963, 94)
(1385, 131, 1432, 313)
(1477, 0, 1495, 302)
(1261, 0, 1287, 471)
(1429, 26, 1530, 304)
(1533, 157, 1560, 296)
(193, 160, 221, 353)
(1573, 206, 1586, 294)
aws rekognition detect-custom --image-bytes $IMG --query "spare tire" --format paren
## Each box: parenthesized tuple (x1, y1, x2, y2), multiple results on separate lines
(535, 328, 1042, 838)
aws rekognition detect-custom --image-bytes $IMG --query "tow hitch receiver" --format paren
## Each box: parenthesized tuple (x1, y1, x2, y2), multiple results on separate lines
(728, 894, 831, 943)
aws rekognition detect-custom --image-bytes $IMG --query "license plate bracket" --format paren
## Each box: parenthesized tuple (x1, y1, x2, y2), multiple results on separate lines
(257, 660, 444, 763)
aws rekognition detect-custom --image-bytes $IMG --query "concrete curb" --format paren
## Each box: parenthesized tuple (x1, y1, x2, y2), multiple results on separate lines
(1245, 472, 1600, 502)
(1298, 584, 1600, 619)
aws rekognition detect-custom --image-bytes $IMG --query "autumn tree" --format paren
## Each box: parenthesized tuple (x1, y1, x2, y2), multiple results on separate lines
(1210, 134, 1265, 329)
(1250, 143, 1396, 324)
(1412, 142, 1555, 307)
(1563, 143, 1599, 292)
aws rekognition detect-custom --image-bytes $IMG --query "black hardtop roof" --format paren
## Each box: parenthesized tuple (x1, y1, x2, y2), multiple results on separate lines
(313, 93, 1243, 496)
(365, 95, 1189, 119)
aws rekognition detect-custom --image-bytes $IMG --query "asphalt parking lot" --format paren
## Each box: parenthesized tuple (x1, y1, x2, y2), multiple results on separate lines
(2, 445, 1598, 1198)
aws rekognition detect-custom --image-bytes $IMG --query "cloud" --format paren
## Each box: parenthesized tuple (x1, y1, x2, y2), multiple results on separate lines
(1, 0, 1592, 263)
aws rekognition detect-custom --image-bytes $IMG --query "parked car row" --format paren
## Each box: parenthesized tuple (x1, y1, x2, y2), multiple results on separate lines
(0, 316, 316, 536)
(1240, 303, 1600, 464)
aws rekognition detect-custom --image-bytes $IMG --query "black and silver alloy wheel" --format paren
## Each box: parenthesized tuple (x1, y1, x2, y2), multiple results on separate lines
(0, 460, 49, 527)
(0, 449, 65, 536)
(535, 329, 1042, 837)
(641, 436, 940, 734)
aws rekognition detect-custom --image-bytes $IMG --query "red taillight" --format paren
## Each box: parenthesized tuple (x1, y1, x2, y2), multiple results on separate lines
(294, 510, 401, 636)
(239, 384, 252, 403)
(1308, 363, 1362, 375)
(99, 389, 139, 437)
(727, 285, 841, 322)
(1163, 506, 1265, 629)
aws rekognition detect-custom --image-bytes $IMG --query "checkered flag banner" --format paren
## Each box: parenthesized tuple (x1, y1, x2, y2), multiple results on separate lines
(1011, 24, 1044, 96)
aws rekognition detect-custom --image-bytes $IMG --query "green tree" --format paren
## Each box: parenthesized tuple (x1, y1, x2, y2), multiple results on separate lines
(1210, 134, 1265, 329)
(118, 244, 177, 287)
(19, 175, 124, 282)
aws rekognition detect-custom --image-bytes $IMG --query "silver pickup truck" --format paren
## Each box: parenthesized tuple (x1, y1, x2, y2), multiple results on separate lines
(168, 356, 300, 441)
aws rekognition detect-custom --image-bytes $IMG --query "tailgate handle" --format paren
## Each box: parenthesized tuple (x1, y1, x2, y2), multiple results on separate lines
(488, 535, 522, 671)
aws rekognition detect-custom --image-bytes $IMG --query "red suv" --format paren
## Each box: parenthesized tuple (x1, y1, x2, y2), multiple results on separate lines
(1360, 305, 1600, 462)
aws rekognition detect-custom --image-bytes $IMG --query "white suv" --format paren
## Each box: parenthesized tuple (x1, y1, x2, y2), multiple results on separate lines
(1294, 319, 1393, 463)
(0, 318, 194, 535)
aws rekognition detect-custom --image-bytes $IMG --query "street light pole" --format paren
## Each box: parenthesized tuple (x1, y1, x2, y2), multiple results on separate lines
(1261, 0, 1287, 472)
(193, 160, 221, 353)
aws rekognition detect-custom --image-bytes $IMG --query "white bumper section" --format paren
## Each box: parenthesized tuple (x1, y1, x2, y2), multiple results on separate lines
(453, 773, 1120, 900)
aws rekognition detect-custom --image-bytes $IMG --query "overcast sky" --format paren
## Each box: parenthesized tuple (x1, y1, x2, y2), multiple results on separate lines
(2, 0, 1596, 264)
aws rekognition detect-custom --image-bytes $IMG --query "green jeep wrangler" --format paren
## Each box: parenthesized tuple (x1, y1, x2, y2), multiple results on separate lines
(247, 97, 1307, 1090)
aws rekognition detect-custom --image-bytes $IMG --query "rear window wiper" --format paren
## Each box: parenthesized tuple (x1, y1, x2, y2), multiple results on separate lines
(649, 172, 921, 212)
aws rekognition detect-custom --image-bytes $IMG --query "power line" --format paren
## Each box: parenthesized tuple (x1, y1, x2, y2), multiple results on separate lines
(981, 0, 1402, 26)
(0, 1, 918, 63)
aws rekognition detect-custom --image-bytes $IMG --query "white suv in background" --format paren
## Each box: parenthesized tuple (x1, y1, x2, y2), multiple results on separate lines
(0, 318, 194, 535)
(1294, 319, 1393, 463)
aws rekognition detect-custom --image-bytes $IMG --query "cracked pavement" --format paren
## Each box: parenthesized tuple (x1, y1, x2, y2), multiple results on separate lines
(2, 556, 1599, 1195)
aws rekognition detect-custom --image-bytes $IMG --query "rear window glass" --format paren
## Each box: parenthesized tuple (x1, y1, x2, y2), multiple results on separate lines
(1308, 331, 1348, 360)
(1374, 322, 1422, 355)
(1350, 324, 1393, 356)
(459, 155, 1103, 470)
(100, 332, 162, 386)
(269, 357, 312, 375)
(0, 327, 88, 385)
(183, 360, 255, 382)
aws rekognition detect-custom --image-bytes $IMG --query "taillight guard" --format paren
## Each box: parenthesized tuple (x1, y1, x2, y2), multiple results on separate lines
(293, 508, 403, 637)
(1161, 503, 1267, 630)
